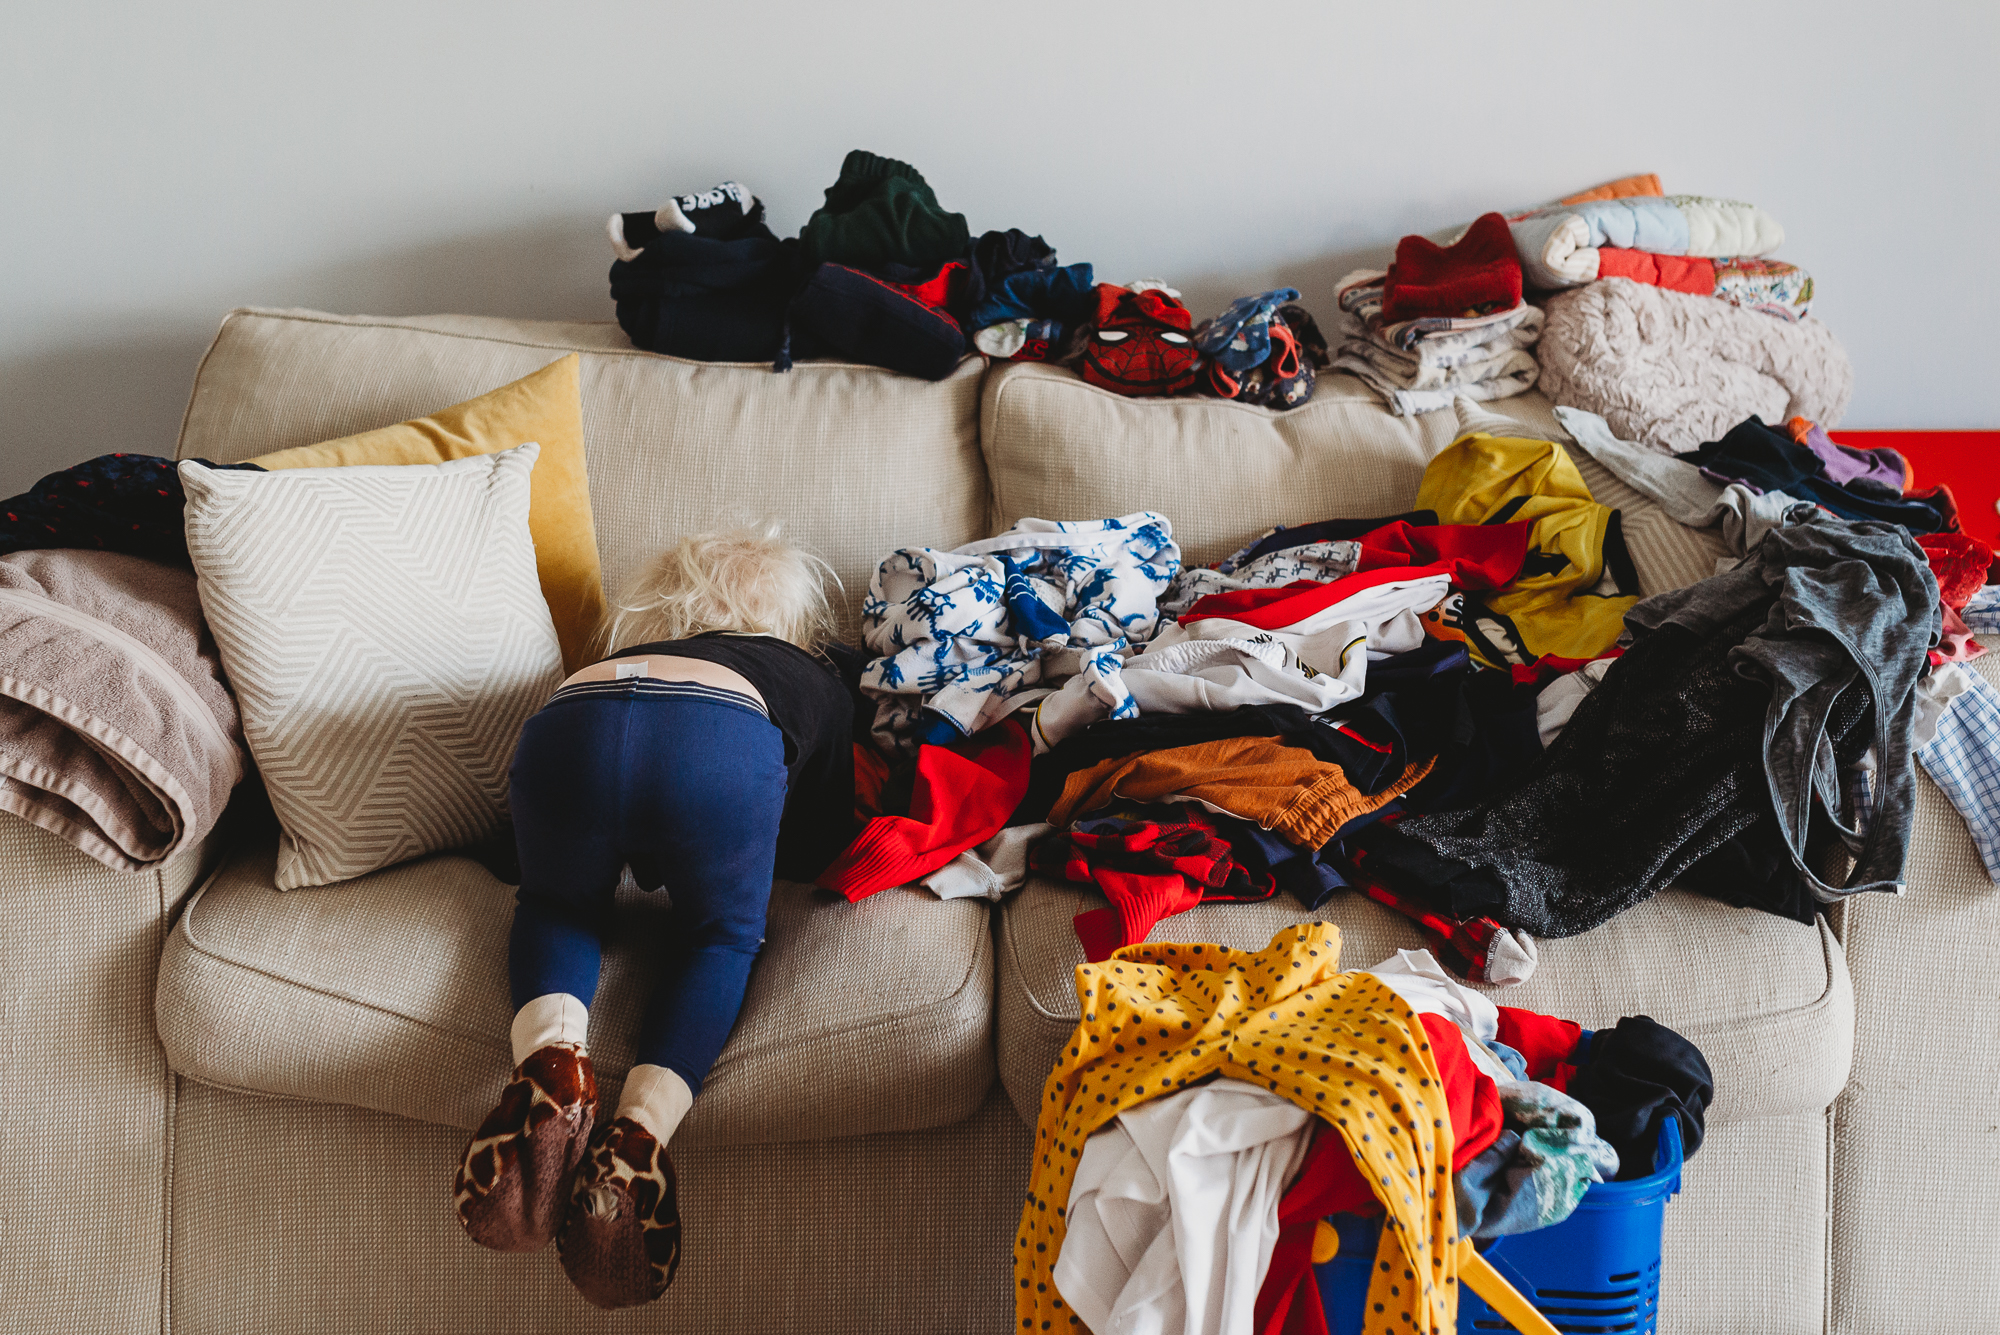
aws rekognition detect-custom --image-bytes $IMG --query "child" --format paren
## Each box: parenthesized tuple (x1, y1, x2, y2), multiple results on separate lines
(452, 524, 855, 1309)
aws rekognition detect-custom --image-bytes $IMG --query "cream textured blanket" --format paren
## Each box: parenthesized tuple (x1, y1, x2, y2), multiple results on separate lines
(1536, 279, 1853, 454)
(0, 550, 245, 869)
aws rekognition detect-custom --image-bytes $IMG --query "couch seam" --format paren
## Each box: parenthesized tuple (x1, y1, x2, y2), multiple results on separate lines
(1822, 1099, 1837, 1335)
(218, 307, 984, 380)
(173, 1037, 998, 1148)
(155, 867, 175, 1335)
(173, 310, 242, 464)
(997, 890, 1073, 1025)
(1015, 910, 1850, 1036)
(167, 877, 994, 1081)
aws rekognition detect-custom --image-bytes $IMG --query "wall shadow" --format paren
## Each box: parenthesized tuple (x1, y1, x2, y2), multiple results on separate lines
(1173, 243, 1394, 333)
(0, 333, 211, 490)
(0, 217, 619, 493)
(2, 218, 1399, 496)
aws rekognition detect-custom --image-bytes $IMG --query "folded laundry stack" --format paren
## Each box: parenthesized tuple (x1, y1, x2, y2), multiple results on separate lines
(1512, 174, 1845, 451)
(1505, 186, 1791, 300)
(1455, 172, 1812, 319)
(1331, 214, 1544, 416)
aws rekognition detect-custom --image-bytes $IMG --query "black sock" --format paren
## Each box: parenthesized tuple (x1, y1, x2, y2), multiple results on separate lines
(610, 182, 764, 260)
(658, 181, 762, 236)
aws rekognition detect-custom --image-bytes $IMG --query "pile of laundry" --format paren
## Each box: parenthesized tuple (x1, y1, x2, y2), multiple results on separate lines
(605, 151, 1331, 408)
(1014, 926, 1713, 1335)
(817, 396, 2000, 985)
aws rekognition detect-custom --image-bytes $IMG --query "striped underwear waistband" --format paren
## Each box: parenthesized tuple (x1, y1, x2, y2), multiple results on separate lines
(545, 677, 768, 716)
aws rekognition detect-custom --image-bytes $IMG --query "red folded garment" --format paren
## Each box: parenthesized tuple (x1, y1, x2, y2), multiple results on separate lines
(815, 719, 1029, 901)
(1495, 1006, 1586, 1091)
(1920, 532, 1992, 610)
(1921, 532, 1994, 666)
(1068, 869, 1205, 962)
(1352, 519, 1532, 591)
(1380, 212, 1523, 324)
(1594, 248, 1716, 296)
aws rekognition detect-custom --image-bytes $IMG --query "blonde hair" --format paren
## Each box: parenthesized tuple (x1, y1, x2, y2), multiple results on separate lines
(599, 522, 837, 654)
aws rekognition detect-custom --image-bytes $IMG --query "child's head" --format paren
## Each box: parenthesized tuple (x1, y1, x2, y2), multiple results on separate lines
(601, 522, 835, 653)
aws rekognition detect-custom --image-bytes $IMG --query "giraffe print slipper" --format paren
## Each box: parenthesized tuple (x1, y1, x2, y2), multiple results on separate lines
(453, 1043, 598, 1252)
(557, 1115, 682, 1309)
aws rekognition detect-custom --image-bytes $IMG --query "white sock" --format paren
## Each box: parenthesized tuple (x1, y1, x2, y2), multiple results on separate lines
(510, 993, 589, 1065)
(606, 213, 643, 262)
(654, 199, 697, 234)
(617, 1064, 694, 1145)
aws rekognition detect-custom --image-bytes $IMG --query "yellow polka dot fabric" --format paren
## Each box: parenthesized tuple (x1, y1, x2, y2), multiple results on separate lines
(1013, 922, 1459, 1335)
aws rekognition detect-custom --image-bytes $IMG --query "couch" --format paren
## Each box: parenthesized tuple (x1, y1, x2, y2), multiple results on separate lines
(6, 306, 1995, 1335)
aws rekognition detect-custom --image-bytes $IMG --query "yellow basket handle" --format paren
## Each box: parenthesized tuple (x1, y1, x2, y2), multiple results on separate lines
(1456, 1237, 1561, 1335)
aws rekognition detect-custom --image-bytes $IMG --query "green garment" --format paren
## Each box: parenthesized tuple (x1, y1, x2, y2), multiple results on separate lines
(799, 150, 970, 273)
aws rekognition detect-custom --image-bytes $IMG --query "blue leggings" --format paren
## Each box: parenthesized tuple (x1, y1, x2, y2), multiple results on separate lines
(507, 680, 787, 1094)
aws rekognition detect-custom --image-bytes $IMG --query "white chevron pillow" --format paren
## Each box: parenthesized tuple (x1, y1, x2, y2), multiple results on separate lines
(181, 445, 565, 890)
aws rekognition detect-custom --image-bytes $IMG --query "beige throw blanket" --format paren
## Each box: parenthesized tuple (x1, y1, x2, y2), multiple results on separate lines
(0, 550, 245, 870)
(1537, 278, 1853, 454)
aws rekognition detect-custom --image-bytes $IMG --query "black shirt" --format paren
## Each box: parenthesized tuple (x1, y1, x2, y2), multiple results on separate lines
(604, 634, 856, 880)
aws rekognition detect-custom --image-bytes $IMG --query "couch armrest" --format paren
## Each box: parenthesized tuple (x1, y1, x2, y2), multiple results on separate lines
(0, 807, 233, 1334)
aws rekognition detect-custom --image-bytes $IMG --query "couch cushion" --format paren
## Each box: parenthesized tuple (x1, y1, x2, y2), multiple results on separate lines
(995, 878, 1851, 1131)
(981, 366, 1729, 593)
(177, 309, 989, 640)
(156, 837, 994, 1146)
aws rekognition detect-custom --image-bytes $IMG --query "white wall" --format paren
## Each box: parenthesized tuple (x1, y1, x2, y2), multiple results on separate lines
(4, 0, 1994, 493)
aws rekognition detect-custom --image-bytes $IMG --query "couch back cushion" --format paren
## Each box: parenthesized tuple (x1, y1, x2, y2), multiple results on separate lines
(177, 310, 990, 640)
(981, 363, 1587, 567)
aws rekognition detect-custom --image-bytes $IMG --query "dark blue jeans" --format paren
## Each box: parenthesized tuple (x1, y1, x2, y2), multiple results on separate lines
(507, 680, 787, 1094)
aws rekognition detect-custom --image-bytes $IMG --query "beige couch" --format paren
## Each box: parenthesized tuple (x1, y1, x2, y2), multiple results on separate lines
(9, 307, 1996, 1334)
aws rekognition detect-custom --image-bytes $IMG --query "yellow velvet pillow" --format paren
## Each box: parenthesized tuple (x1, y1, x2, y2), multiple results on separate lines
(250, 354, 605, 671)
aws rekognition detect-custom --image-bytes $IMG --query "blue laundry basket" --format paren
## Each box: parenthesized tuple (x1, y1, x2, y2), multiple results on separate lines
(1317, 1117, 1685, 1335)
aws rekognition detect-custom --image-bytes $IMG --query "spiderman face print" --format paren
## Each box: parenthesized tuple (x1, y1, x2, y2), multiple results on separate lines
(1078, 286, 1202, 397)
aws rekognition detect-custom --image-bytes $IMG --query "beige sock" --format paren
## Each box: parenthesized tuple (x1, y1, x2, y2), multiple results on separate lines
(617, 1064, 694, 1145)
(510, 993, 589, 1065)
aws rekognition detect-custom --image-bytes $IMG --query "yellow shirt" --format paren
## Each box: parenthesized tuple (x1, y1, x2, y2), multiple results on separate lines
(1416, 430, 1638, 667)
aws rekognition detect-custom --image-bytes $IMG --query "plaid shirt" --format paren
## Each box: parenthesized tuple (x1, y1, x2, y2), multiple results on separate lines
(1340, 838, 1539, 985)
(1917, 669, 2000, 884)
